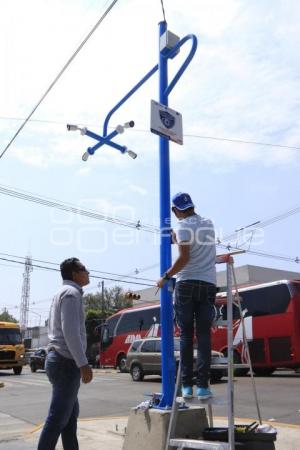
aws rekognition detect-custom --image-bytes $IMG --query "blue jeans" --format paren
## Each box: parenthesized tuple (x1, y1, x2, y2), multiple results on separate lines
(175, 280, 216, 388)
(37, 350, 81, 450)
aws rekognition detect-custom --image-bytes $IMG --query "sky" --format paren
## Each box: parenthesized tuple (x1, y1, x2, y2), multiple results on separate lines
(1, 0, 300, 326)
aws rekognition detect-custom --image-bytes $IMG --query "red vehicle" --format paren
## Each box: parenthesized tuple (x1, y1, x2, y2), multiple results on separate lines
(99, 280, 300, 375)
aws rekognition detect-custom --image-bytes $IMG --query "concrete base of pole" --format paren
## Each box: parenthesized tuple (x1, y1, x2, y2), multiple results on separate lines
(122, 406, 208, 450)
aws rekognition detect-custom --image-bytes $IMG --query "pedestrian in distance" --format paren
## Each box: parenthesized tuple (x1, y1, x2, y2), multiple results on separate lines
(37, 257, 93, 450)
(157, 192, 216, 400)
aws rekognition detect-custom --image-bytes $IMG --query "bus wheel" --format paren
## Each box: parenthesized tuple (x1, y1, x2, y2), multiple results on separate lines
(117, 354, 127, 373)
(13, 367, 22, 375)
(130, 364, 144, 382)
(253, 367, 275, 376)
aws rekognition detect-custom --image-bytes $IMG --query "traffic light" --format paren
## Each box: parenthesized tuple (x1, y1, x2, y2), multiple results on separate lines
(125, 292, 141, 300)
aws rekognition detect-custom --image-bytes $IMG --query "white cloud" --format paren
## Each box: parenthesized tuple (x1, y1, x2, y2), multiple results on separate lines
(128, 184, 148, 196)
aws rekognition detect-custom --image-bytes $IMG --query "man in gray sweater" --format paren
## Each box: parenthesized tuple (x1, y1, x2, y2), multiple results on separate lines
(38, 257, 93, 450)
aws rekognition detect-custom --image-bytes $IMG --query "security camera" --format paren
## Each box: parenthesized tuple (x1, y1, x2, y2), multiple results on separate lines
(124, 121, 135, 128)
(66, 124, 79, 131)
(126, 149, 137, 159)
(82, 152, 89, 162)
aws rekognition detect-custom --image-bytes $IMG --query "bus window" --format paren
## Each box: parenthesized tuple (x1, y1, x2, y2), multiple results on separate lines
(107, 315, 120, 337)
(141, 307, 160, 329)
(241, 284, 291, 317)
(116, 308, 159, 335)
(292, 282, 300, 294)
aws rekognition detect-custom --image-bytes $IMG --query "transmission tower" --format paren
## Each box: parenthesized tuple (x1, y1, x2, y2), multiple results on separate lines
(19, 254, 33, 330)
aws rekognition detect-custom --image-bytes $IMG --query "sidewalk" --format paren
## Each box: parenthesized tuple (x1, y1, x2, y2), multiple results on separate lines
(0, 413, 299, 450)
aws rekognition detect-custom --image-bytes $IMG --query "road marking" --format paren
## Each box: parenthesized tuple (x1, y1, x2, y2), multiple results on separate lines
(28, 423, 44, 434)
(2, 379, 49, 388)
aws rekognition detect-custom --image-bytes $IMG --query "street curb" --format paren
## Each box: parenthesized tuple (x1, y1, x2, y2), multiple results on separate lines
(29, 415, 300, 434)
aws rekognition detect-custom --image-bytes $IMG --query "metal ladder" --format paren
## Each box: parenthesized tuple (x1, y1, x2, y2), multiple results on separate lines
(165, 252, 262, 450)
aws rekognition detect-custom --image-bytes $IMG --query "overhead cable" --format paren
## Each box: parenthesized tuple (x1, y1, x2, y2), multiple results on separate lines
(160, 0, 166, 22)
(0, 256, 154, 287)
(0, 183, 299, 265)
(0, 0, 119, 160)
(221, 205, 300, 242)
(0, 184, 158, 233)
(1, 115, 299, 152)
(0, 252, 156, 283)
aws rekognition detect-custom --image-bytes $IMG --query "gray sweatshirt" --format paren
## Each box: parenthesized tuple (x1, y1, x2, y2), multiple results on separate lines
(47, 280, 88, 368)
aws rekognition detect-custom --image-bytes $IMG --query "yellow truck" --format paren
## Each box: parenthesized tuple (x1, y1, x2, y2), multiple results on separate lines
(0, 321, 25, 375)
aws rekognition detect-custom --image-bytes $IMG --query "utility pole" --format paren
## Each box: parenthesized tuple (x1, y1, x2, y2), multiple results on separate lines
(71, 20, 197, 408)
(19, 254, 33, 331)
(101, 280, 104, 314)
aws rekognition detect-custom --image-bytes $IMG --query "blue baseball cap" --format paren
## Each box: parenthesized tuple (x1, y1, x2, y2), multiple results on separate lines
(172, 192, 194, 211)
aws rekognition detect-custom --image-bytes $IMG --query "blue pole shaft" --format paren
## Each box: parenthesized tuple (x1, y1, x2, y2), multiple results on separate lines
(158, 21, 175, 408)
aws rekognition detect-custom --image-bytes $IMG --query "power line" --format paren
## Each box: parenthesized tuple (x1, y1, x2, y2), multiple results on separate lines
(1, 115, 300, 152)
(217, 243, 299, 264)
(184, 133, 300, 152)
(0, 184, 158, 233)
(0, 0, 119, 160)
(0, 256, 155, 287)
(0, 252, 156, 283)
(0, 178, 299, 266)
(221, 204, 300, 242)
(160, 0, 166, 22)
(1, 180, 299, 264)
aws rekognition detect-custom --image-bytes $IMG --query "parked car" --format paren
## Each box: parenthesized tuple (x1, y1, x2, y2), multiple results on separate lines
(30, 348, 47, 372)
(126, 337, 225, 382)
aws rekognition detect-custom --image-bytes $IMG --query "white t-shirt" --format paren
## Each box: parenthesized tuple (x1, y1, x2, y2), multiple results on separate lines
(176, 214, 216, 285)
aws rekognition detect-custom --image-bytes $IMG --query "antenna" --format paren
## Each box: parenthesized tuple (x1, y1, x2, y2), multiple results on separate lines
(19, 254, 33, 331)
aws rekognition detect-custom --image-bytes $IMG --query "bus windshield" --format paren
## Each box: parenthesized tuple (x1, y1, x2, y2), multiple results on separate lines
(0, 328, 22, 345)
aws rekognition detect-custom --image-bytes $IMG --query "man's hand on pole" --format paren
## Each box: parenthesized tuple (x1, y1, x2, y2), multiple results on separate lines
(80, 364, 93, 384)
(156, 277, 168, 290)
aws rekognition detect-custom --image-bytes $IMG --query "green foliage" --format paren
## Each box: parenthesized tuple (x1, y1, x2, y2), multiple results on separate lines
(84, 285, 133, 318)
(0, 308, 18, 323)
(83, 286, 134, 365)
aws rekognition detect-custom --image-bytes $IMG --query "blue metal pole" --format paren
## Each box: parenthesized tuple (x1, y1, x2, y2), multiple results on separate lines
(158, 21, 175, 408)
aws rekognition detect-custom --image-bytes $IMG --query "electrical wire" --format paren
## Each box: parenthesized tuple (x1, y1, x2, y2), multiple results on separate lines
(221, 205, 300, 242)
(217, 243, 299, 264)
(0, 252, 156, 283)
(0, 180, 299, 264)
(160, 0, 166, 22)
(0, 184, 159, 233)
(0, 0, 119, 160)
(0, 256, 155, 287)
(1, 115, 300, 152)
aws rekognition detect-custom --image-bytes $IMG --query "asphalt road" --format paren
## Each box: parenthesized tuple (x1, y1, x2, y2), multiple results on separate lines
(0, 366, 299, 426)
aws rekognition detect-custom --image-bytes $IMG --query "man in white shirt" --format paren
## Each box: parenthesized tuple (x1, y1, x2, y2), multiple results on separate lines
(157, 192, 216, 399)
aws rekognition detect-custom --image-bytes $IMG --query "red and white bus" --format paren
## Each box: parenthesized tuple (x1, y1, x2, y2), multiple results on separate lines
(99, 279, 300, 375)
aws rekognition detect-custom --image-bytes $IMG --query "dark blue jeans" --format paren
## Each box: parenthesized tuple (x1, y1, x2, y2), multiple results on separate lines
(37, 350, 81, 450)
(175, 280, 216, 388)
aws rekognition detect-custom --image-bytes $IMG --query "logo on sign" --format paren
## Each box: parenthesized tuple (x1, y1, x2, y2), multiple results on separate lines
(159, 110, 175, 129)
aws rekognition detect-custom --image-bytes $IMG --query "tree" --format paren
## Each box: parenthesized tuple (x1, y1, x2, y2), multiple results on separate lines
(83, 287, 133, 366)
(83, 285, 133, 317)
(0, 308, 18, 323)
